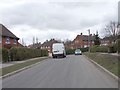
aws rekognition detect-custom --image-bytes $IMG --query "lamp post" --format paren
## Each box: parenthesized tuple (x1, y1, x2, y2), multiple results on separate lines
(88, 29, 90, 53)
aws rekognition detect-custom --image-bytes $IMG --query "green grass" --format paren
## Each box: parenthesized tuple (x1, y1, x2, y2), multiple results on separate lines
(84, 52, 119, 77)
(1, 57, 48, 76)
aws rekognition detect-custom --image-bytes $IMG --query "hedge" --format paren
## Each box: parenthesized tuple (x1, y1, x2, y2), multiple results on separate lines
(90, 45, 108, 53)
(66, 47, 88, 55)
(114, 39, 120, 53)
(108, 45, 116, 53)
(1, 47, 48, 62)
(107, 39, 120, 53)
(9, 47, 48, 61)
(2, 48, 9, 62)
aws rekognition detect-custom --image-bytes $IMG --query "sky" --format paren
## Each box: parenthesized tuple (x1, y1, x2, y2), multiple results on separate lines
(0, 0, 119, 45)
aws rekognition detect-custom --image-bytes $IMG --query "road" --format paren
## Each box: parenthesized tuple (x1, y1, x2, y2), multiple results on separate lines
(2, 55, 118, 88)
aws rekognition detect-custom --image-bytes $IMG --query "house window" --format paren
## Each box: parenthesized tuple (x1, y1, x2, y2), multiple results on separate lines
(6, 37, 10, 44)
(75, 40, 79, 44)
(14, 39, 17, 44)
(84, 45, 87, 48)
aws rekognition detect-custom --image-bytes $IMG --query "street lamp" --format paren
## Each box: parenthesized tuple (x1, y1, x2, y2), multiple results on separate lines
(88, 29, 90, 53)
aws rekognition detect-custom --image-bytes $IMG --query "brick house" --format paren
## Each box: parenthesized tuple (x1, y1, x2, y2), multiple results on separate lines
(28, 42, 41, 49)
(0, 24, 20, 49)
(100, 37, 110, 46)
(40, 39, 60, 53)
(65, 33, 95, 49)
(100, 36, 119, 46)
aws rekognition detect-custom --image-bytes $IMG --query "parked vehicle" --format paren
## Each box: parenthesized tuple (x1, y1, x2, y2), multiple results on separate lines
(75, 49, 82, 55)
(52, 43, 66, 58)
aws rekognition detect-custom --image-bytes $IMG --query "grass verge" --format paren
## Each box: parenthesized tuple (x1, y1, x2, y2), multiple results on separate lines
(84, 52, 119, 77)
(1, 57, 48, 76)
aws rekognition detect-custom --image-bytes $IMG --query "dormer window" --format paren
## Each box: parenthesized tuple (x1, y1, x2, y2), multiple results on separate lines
(6, 37, 10, 44)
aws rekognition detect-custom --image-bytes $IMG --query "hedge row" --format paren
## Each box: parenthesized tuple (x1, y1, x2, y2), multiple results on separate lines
(90, 39, 120, 53)
(2, 47, 48, 62)
(114, 39, 120, 53)
(90, 45, 108, 53)
(66, 47, 88, 55)
(2, 48, 9, 62)
(107, 39, 120, 53)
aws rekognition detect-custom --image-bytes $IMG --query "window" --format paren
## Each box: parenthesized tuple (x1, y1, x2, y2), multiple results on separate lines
(6, 37, 10, 44)
(14, 39, 17, 44)
(75, 40, 79, 43)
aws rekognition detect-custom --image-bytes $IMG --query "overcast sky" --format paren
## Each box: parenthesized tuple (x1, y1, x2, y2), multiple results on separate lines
(0, 0, 119, 45)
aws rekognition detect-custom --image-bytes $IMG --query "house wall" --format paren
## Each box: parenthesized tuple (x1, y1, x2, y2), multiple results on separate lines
(71, 35, 94, 49)
(2, 37, 19, 49)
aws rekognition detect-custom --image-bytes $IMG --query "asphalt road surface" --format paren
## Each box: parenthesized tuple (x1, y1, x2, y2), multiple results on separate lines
(2, 55, 118, 88)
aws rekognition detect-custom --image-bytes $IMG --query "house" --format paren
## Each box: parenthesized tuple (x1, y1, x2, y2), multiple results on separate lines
(100, 37, 110, 46)
(100, 36, 118, 46)
(0, 24, 20, 49)
(28, 42, 41, 49)
(65, 33, 95, 49)
(40, 39, 60, 53)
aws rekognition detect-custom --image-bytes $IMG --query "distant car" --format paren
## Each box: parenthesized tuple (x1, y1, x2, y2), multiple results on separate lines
(75, 49, 82, 55)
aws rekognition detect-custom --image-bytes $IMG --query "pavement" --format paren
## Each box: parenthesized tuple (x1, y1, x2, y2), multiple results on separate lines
(101, 53, 120, 56)
(0, 57, 47, 68)
(2, 55, 118, 88)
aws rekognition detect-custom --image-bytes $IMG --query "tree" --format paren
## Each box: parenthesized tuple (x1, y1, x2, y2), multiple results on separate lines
(94, 31, 101, 45)
(104, 21, 120, 42)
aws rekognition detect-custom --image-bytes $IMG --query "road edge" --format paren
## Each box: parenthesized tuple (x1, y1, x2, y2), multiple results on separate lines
(83, 55, 119, 81)
(0, 57, 49, 79)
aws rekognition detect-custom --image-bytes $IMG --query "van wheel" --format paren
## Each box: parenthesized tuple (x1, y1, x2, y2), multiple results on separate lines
(53, 55, 55, 58)
(62, 54, 65, 58)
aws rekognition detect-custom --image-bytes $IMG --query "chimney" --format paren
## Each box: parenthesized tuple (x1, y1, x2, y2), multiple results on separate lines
(80, 33, 82, 35)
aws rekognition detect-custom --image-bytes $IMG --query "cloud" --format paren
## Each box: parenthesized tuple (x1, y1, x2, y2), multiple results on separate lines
(0, 0, 119, 45)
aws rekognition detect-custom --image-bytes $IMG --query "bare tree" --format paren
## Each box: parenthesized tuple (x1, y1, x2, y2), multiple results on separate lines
(104, 21, 120, 42)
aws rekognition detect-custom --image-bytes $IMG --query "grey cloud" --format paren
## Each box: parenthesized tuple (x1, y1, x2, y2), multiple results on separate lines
(0, 0, 118, 45)
(1, 1, 117, 31)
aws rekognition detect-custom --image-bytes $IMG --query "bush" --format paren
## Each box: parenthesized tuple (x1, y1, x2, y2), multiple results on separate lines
(90, 45, 108, 53)
(108, 45, 116, 53)
(9, 47, 48, 61)
(114, 39, 120, 53)
(66, 49, 76, 55)
(90, 45, 99, 53)
(2, 48, 9, 62)
(66, 47, 88, 55)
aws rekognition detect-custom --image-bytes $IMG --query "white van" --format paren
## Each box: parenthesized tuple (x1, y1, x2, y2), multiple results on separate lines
(52, 43, 66, 58)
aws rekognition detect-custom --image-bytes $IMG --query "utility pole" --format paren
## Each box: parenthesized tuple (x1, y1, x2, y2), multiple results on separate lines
(88, 29, 90, 53)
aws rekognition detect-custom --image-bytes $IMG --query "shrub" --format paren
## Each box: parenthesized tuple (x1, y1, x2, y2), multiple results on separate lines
(90, 45, 99, 53)
(66, 47, 88, 55)
(108, 44, 116, 53)
(80, 47, 89, 52)
(97, 45, 108, 52)
(2, 48, 9, 62)
(90, 45, 108, 53)
(9, 47, 48, 61)
(66, 49, 76, 55)
(114, 39, 120, 53)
